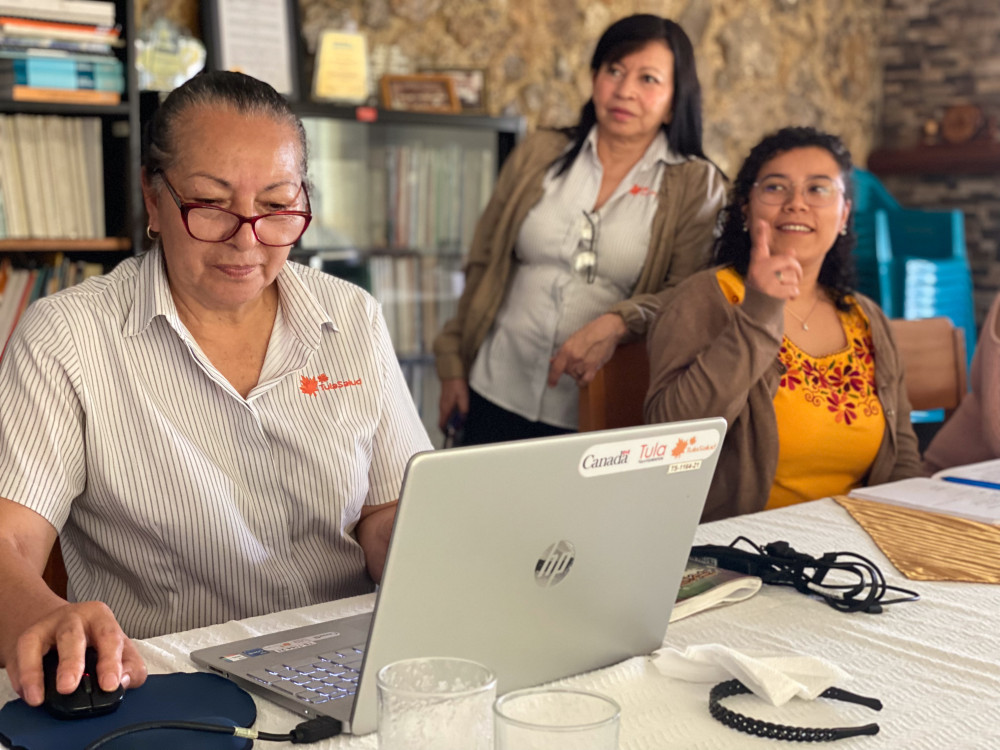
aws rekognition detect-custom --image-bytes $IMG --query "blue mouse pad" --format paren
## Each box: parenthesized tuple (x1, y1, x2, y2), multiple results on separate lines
(0, 672, 256, 750)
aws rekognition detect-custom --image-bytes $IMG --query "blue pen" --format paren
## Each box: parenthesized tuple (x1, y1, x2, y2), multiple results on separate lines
(941, 476, 1000, 491)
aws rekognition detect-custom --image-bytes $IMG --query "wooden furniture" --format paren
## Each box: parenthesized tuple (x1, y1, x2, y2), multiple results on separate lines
(889, 316, 968, 417)
(867, 141, 1000, 176)
(578, 339, 650, 432)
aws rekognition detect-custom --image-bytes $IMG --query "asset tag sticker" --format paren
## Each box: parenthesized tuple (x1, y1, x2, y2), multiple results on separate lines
(668, 460, 702, 474)
(578, 429, 721, 477)
(261, 632, 341, 654)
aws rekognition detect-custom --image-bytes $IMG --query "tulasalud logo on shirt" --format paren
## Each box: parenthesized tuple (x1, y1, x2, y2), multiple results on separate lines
(299, 373, 363, 396)
(628, 184, 656, 197)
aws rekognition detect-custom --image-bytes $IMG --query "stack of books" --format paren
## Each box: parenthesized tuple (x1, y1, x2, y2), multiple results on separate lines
(0, 112, 105, 239)
(0, 0, 123, 105)
(0, 253, 103, 357)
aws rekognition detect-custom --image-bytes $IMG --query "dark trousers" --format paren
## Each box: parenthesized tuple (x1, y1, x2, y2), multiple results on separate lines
(459, 389, 573, 446)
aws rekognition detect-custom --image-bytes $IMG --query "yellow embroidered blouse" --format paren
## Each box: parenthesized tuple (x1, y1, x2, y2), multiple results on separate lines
(715, 269, 885, 509)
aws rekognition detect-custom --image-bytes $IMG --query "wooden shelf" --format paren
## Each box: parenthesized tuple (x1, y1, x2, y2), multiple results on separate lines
(292, 101, 525, 135)
(0, 238, 131, 252)
(0, 101, 131, 118)
(867, 141, 1000, 176)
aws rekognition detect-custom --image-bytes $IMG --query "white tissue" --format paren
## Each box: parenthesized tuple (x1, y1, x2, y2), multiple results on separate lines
(651, 644, 850, 706)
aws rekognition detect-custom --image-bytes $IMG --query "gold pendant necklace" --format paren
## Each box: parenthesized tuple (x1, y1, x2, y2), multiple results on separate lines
(785, 297, 821, 331)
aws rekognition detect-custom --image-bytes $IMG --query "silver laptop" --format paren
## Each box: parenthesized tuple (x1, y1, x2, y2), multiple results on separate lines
(190, 418, 726, 735)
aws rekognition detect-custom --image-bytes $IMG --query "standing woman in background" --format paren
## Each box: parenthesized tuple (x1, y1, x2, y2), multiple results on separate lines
(433, 14, 726, 445)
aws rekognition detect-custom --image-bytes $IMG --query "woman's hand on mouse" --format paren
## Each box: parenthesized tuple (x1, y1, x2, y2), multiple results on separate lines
(8, 601, 147, 706)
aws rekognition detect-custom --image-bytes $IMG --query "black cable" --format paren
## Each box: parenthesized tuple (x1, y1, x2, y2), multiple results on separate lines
(83, 715, 343, 749)
(690, 537, 920, 614)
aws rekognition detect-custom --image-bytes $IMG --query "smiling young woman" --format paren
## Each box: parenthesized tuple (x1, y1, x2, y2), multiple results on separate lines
(644, 127, 922, 523)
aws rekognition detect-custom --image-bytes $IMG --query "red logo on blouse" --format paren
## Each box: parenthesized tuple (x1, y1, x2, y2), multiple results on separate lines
(300, 373, 362, 396)
(629, 184, 656, 197)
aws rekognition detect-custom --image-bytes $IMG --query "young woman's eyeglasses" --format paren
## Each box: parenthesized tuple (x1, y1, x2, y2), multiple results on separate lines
(156, 171, 312, 247)
(752, 177, 844, 208)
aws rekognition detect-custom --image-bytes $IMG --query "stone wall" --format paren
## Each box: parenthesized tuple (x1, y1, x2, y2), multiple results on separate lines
(136, 0, 883, 177)
(878, 0, 1000, 325)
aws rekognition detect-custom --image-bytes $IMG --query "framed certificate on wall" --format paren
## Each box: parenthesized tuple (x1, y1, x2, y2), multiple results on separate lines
(202, 0, 302, 101)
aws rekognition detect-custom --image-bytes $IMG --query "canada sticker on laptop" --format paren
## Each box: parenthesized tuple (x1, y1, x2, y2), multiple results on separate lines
(578, 429, 721, 477)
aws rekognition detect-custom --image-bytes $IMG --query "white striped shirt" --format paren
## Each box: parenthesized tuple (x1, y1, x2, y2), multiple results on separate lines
(470, 127, 679, 428)
(0, 248, 431, 638)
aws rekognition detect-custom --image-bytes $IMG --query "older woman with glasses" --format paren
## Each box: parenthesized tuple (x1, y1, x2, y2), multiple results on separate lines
(433, 14, 726, 446)
(0, 71, 431, 704)
(644, 127, 921, 522)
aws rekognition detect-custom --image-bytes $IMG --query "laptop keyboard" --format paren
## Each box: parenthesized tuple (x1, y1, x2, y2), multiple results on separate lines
(245, 644, 366, 706)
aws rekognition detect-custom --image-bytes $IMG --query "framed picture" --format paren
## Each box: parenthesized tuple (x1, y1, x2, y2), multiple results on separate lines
(202, 0, 302, 101)
(380, 74, 460, 114)
(421, 67, 487, 112)
(312, 29, 369, 103)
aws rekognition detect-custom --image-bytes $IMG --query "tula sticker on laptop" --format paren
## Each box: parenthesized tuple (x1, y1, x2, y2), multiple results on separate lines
(578, 428, 722, 477)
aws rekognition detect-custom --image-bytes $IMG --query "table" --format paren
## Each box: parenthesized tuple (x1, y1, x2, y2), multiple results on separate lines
(3, 498, 997, 748)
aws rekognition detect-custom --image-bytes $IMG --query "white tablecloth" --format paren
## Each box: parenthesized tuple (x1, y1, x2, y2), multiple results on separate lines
(3, 498, 998, 748)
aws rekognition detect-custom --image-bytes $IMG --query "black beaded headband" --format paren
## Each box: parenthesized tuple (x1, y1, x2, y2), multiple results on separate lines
(709, 679, 883, 742)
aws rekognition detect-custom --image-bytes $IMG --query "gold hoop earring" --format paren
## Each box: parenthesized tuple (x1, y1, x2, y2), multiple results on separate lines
(146, 225, 158, 241)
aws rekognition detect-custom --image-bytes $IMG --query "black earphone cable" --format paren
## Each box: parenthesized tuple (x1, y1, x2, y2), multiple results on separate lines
(690, 537, 920, 614)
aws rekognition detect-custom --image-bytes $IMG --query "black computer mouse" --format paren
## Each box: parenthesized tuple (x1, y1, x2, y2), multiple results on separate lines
(42, 646, 125, 720)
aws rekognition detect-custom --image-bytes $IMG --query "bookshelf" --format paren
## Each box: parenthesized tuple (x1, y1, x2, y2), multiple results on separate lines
(0, 0, 139, 350)
(292, 105, 524, 444)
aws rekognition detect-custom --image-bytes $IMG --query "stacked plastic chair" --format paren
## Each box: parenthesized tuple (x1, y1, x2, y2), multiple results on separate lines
(851, 168, 900, 313)
(851, 168, 975, 424)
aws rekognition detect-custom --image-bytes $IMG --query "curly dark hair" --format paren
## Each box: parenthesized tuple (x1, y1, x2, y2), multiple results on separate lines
(713, 126, 857, 310)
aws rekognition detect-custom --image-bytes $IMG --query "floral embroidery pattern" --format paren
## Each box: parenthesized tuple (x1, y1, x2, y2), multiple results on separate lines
(778, 310, 881, 427)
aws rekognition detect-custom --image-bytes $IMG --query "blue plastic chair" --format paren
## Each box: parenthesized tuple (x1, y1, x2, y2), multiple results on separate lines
(851, 168, 900, 309)
(875, 208, 975, 364)
(850, 169, 974, 424)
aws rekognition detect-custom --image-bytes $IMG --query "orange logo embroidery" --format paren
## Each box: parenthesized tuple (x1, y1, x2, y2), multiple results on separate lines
(300, 373, 362, 396)
(671, 437, 697, 458)
(628, 184, 656, 197)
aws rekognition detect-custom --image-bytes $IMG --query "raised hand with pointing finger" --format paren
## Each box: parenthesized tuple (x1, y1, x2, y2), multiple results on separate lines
(644, 126, 922, 523)
(745, 219, 802, 301)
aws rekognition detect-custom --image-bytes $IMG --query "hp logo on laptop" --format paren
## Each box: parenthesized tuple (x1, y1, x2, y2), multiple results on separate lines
(535, 540, 576, 587)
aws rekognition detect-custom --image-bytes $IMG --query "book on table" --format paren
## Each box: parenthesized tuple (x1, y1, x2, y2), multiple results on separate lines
(670, 558, 762, 622)
(848, 459, 1000, 525)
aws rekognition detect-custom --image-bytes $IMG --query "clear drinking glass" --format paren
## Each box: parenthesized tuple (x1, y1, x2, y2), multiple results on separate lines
(376, 656, 496, 750)
(494, 687, 621, 750)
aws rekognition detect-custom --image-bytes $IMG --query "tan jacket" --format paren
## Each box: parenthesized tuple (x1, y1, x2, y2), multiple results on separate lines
(433, 129, 727, 380)
(644, 268, 923, 522)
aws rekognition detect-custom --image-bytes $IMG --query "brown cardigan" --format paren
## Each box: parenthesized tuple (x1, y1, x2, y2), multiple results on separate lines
(644, 268, 923, 522)
(433, 129, 727, 380)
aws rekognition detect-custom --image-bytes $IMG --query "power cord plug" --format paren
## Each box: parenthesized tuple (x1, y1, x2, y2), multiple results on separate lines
(290, 716, 344, 743)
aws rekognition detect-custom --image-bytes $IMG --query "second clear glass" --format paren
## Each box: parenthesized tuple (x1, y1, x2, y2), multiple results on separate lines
(494, 687, 621, 750)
